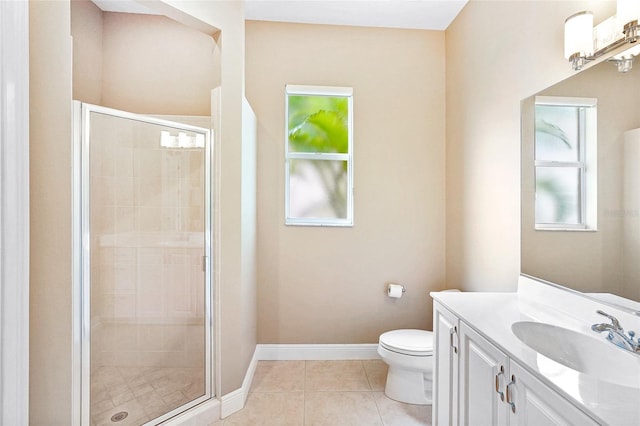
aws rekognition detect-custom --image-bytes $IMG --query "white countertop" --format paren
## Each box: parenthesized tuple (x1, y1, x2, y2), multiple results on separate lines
(432, 281, 640, 426)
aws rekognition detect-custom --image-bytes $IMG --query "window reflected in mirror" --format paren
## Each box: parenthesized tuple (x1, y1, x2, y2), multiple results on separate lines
(534, 96, 597, 230)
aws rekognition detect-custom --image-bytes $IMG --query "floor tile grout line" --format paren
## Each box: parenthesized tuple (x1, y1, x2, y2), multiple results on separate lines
(219, 360, 428, 426)
(371, 387, 386, 426)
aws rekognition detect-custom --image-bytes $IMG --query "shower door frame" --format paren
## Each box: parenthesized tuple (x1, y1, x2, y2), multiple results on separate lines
(72, 101, 214, 426)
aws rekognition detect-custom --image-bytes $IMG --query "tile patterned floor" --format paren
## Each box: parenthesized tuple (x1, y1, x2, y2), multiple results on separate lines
(211, 360, 432, 426)
(91, 360, 431, 425)
(90, 366, 205, 425)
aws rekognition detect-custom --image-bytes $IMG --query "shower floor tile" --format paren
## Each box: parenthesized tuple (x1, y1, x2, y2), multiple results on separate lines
(90, 366, 204, 426)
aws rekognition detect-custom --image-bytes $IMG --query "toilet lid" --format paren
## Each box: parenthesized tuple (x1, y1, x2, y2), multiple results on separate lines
(379, 329, 433, 356)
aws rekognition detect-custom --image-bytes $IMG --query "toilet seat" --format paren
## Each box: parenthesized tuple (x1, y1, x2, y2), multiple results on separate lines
(379, 329, 433, 356)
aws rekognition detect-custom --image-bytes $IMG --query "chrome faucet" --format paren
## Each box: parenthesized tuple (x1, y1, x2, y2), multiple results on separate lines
(591, 310, 640, 354)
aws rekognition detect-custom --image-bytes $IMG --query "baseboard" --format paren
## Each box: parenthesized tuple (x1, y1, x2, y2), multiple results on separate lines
(220, 349, 259, 418)
(162, 398, 220, 426)
(256, 343, 381, 360)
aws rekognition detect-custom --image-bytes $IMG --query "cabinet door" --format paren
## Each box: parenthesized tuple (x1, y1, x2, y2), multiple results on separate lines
(508, 361, 599, 426)
(433, 302, 460, 426)
(459, 323, 509, 426)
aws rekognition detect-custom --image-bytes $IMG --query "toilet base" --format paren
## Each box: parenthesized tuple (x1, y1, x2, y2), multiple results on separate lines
(384, 365, 432, 405)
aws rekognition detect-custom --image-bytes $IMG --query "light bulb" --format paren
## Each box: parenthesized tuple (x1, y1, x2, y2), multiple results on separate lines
(178, 132, 188, 148)
(564, 11, 594, 59)
(160, 130, 171, 148)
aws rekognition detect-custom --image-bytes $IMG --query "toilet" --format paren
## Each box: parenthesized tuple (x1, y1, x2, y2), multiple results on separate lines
(377, 289, 458, 405)
(378, 329, 433, 405)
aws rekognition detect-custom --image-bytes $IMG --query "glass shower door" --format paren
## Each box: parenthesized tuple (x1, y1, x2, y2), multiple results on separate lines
(75, 102, 212, 425)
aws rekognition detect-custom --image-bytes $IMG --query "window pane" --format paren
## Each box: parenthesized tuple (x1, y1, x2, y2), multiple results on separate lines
(535, 105, 580, 162)
(535, 167, 581, 224)
(289, 159, 348, 219)
(288, 95, 349, 153)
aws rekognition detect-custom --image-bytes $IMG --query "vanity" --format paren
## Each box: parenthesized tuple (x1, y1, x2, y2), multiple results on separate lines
(430, 7, 640, 424)
(431, 275, 640, 426)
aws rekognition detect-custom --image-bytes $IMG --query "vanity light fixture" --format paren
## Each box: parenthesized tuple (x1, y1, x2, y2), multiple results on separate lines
(564, 11, 594, 71)
(618, 0, 640, 41)
(564, 0, 640, 72)
(612, 43, 640, 72)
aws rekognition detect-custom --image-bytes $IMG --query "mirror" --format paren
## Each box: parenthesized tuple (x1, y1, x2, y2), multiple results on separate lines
(521, 51, 640, 311)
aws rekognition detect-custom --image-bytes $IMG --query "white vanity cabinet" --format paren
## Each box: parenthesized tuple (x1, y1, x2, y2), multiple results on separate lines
(433, 302, 600, 426)
(458, 323, 509, 426)
(507, 361, 598, 426)
(433, 302, 459, 426)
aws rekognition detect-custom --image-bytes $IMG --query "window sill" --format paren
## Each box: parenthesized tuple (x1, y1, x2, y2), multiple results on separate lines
(285, 220, 353, 228)
(534, 226, 597, 232)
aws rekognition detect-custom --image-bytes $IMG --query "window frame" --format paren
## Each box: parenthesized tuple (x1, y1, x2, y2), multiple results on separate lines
(534, 96, 597, 231)
(284, 84, 354, 227)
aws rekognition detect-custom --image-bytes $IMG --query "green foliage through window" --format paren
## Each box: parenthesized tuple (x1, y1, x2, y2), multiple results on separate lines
(285, 86, 353, 226)
(288, 95, 349, 153)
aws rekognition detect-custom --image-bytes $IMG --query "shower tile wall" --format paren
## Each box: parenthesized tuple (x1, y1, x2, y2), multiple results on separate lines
(89, 114, 206, 376)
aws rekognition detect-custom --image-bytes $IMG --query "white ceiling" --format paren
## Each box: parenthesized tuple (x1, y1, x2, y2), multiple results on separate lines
(91, 0, 160, 15)
(92, 0, 468, 31)
(245, 0, 468, 31)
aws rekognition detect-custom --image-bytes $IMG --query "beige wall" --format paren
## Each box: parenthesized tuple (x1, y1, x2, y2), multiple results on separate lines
(71, 0, 103, 104)
(246, 21, 446, 343)
(29, 2, 73, 424)
(445, 0, 615, 292)
(72, 0, 221, 116)
(101, 12, 220, 115)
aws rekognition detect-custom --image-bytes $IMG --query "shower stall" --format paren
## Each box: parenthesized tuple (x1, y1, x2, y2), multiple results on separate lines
(73, 102, 213, 425)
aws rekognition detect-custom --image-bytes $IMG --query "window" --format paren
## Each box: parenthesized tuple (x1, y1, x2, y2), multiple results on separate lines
(285, 85, 353, 226)
(534, 96, 597, 230)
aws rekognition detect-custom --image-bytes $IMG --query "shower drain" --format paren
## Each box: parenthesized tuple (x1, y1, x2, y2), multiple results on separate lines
(110, 411, 128, 422)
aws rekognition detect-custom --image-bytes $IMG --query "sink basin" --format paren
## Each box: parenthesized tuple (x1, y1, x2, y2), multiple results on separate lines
(511, 321, 640, 388)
